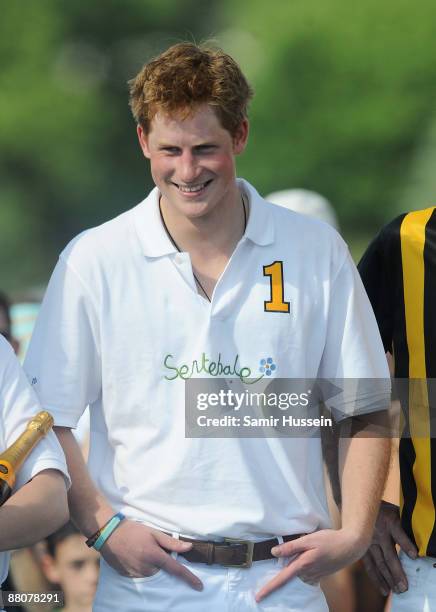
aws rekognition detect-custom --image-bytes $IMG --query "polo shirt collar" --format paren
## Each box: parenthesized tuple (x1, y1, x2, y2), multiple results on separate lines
(238, 179, 275, 247)
(133, 187, 177, 258)
(133, 179, 275, 258)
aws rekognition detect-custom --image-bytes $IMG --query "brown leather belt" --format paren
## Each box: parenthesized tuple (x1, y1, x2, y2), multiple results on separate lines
(174, 534, 304, 568)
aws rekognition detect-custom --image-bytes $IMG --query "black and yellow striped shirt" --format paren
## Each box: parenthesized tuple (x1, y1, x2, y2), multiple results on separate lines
(358, 207, 436, 558)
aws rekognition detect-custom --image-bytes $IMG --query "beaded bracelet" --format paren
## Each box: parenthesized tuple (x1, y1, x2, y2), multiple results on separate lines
(85, 512, 125, 550)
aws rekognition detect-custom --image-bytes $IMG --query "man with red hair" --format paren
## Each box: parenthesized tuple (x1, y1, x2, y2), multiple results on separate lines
(25, 43, 390, 611)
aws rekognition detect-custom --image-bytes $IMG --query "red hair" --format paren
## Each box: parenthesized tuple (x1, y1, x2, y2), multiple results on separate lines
(128, 42, 253, 137)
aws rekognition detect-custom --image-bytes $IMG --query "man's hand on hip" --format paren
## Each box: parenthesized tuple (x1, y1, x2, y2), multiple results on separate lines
(255, 528, 368, 603)
(100, 520, 203, 591)
(362, 500, 418, 596)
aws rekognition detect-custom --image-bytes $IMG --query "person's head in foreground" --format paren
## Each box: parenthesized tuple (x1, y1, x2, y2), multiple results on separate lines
(129, 42, 253, 223)
(42, 522, 99, 612)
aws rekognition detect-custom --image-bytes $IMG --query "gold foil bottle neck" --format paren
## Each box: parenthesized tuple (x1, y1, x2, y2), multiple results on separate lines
(0, 410, 54, 505)
(26, 411, 54, 435)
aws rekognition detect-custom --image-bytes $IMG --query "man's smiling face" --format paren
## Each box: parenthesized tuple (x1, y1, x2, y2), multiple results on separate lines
(137, 104, 248, 220)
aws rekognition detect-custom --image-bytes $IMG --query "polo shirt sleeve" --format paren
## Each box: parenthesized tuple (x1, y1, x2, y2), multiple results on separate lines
(0, 338, 70, 490)
(24, 253, 101, 429)
(318, 248, 391, 419)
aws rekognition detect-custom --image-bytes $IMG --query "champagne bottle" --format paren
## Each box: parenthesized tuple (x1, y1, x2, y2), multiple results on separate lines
(0, 411, 54, 506)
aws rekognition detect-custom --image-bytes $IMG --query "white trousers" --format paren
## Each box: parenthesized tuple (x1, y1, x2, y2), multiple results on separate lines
(93, 555, 328, 612)
(391, 552, 436, 611)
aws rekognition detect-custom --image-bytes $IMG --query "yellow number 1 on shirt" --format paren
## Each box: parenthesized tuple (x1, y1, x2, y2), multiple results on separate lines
(263, 261, 290, 313)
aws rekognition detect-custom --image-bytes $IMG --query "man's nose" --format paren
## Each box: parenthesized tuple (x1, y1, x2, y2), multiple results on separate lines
(178, 151, 200, 183)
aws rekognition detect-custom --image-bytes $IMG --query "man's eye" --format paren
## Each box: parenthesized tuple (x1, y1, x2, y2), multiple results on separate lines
(195, 146, 216, 153)
(162, 147, 180, 154)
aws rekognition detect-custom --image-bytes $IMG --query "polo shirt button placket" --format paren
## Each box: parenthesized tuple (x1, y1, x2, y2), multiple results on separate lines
(171, 253, 206, 302)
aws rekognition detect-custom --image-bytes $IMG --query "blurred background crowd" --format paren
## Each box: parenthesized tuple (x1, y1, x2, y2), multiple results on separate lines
(1, 0, 435, 610)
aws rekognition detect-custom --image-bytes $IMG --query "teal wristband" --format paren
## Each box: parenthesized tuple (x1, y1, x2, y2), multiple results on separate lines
(93, 512, 125, 551)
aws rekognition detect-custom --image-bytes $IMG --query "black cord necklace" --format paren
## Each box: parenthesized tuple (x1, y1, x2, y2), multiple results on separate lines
(159, 194, 247, 302)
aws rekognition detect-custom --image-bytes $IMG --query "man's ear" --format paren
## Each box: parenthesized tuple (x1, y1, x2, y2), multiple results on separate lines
(137, 125, 151, 159)
(233, 119, 249, 155)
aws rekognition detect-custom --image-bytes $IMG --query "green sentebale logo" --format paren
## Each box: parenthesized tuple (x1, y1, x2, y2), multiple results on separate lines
(164, 353, 263, 384)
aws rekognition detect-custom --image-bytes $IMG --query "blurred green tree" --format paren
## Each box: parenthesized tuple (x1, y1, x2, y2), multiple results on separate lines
(2, 0, 436, 291)
(0, 0, 221, 292)
(222, 0, 436, 230)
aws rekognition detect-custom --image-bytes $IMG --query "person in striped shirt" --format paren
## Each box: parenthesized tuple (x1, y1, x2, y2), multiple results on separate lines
(358, 207, 436, 611)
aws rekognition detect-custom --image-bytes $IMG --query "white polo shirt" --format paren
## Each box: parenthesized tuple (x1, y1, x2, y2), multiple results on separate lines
(24, 179, 389, 539)
(0, 337, 69, 585)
